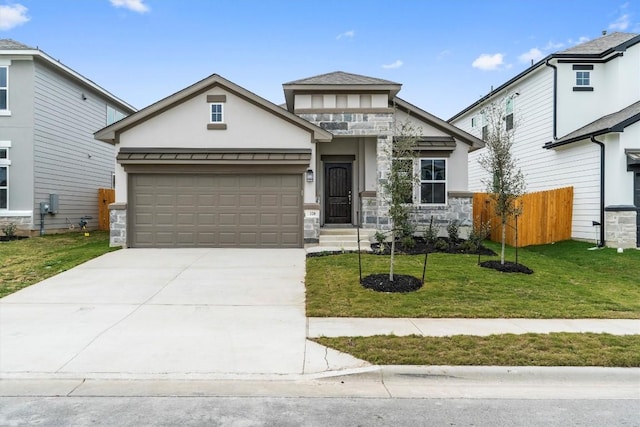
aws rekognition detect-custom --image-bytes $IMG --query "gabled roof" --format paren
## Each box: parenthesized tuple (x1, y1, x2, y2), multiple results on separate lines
(284, 71, 400, 86)
(0, 39, 135, 113)
(393, 97, 485, 151)
(448, 32, 640, 122)
(94, 73, 333, 144)
(282, 71, 402, 112)
(544, 100, 640, 148)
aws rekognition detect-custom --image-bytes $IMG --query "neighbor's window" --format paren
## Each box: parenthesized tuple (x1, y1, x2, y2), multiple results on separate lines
(210, 103, 224, 123)
(505, 97, 514, 131)
(0, 67, 8, 111)
(471, 116, 477, 128)
(576, 71, 590, 86)
(106, 105, 126, 126)
(420, 159, 446, 204)
(0, 146, 9, 209)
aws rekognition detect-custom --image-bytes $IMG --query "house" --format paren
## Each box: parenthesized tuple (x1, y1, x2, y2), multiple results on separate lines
(0, 39, 135, 235)
(450, 32, 640, 248)
(95, 71, 483, 248)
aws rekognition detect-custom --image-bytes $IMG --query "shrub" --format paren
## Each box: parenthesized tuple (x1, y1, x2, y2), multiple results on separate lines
(434, 238, 449, 251)
(459, 240, 478, 253)
(423, 216, 438, 244)
(401, 235, 416, 249)
(373, 231, 387, 253)
(468, 221, 491, 248)
(446, 220, 460, 241)
(1, 222, 17, 239)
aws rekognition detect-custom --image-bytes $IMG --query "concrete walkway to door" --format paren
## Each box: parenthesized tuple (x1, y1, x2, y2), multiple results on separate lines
(0, 249, 367, 380)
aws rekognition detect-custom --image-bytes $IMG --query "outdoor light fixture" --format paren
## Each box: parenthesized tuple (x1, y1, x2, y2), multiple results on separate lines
(306, 169, 314, 182)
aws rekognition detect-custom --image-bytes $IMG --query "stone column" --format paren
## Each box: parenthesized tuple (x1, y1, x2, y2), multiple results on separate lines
(109, 202, 127, 247)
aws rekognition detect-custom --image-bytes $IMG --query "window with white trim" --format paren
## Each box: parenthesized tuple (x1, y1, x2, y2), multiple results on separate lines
(0, 67, 8, 111)
(419, 159, 446, 205)
(0, 143, 10, 209)
(210, 103, 224, 123)
(505, 97, 514, 131)
(576, 71, 590, 86)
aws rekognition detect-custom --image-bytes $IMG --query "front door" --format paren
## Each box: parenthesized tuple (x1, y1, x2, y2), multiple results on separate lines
(324, 163, 352, 224)
(635, 171, 640, 247)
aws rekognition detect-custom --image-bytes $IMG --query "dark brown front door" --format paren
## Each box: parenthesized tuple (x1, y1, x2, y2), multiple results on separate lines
(324, 163, 352, 224)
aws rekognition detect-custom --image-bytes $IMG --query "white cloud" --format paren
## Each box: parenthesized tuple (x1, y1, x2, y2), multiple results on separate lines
(543, 41, 565, 50)
(382, 59, 403, 69)
(110, 0, 150, 13)
(336, 30, 355, 40)
(518, 48, 544, 64)
(609, 13, 630, 31)
(471, 53, 505, 71)
(0, 3, 29, 31)
(437, 49, 451, 60)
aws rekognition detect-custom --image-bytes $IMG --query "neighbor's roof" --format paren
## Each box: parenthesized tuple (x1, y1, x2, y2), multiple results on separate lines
(544, 100, 640, 148)
(0, 38, 135, 113)
(95, 73, 333, 144)
(448, 32, 640, 122)
(284, 71, 400, 86)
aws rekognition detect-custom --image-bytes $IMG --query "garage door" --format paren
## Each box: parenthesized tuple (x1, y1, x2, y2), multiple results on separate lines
(130, 174, 302, 248)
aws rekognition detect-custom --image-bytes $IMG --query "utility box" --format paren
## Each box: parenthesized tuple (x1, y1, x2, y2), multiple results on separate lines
(39, 201, 50, 214)
(49, 194, 59, 214)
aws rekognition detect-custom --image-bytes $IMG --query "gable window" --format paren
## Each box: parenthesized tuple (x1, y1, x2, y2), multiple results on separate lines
(573, 65, 594, 91)
(576, 71, 590, 86)
(0, 67, 8, 112)
(106, 105, 126, 126)
(471, 116, 477, 128)
(0, 143, 10, 209)
(210, 103, 224, 123)
(505, 97, 514, 131)
(419, 159, 446, 205)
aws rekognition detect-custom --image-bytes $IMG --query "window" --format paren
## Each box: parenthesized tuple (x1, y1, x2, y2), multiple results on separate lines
(0, 67, 7, 111)
(0, 144, 10, 209)
(419, 159, 446, 204)
(482, 125, 488, 140)
(471, 116, 477, 128)
(210, 103, 224, 123)
(505, 97, 514, 131)
(106, 105, 126, 126)
(576, 71, 590, 86)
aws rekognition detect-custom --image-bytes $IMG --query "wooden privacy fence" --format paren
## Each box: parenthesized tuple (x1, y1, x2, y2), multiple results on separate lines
(473, 187, 573, 247)
(98, 188, 115, 231)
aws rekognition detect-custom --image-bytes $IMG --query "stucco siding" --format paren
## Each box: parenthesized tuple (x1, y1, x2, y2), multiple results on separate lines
(33, 61, 116, 231)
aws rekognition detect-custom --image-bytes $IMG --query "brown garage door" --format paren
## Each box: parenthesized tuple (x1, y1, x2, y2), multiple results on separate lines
(130, 174, 302, 248)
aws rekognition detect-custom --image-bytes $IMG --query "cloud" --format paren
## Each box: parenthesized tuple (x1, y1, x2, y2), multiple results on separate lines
(0, 3, 29, 30)
(437, 49, 451, 60)
(382, 60, 403, 69)
(336, 30, 355, 40)
(543, 41, 565, 50)
(609, 13, 630, 31)
(518, 48, 544, 64)
(110, 0, 150, 13)
(471, 53, 505, 71)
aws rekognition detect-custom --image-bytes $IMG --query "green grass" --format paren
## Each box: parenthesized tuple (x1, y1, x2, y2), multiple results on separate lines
(0, 231, 117, 298)
(313, 333, 640, 367)
(306, 240, 640, 318)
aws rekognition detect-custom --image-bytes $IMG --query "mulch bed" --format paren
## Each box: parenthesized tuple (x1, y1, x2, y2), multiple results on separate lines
(372, 237, 497, 256)
(480, 260, 534, 274)
(0, 236, 28, 242)
(361, 273, 423, 293)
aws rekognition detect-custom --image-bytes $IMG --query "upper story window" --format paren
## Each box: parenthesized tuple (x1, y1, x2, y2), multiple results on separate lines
(0, 142, 10, 209)
(420, 158, 447, 205)
(471, 116, 478, 128)
(0, 67, 8, 112)
(505, 97, 514, 131)
(210, 103, 224, 123)
(106, 105, 126, 125)
(573, 65, 594, 92)
(206, 94, 227, 130)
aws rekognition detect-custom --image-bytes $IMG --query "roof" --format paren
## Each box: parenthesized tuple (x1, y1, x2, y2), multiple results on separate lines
(558, 32, 638, 55)
(448, 32, 640, 122)
(393, 97, 485, 151)
(282, 71, 402, 112)
(544, 100, 640, 148)
(94, 73, 333, 144)
(0, 39, 135, 113)
(284, 71, 400, 86)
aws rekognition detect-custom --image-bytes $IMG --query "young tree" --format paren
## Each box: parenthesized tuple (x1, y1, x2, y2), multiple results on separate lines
(478, 95, 526, 264)
(381, 119, 421, 281)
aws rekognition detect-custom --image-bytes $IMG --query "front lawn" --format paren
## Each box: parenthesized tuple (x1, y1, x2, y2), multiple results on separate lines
(313, 333, 640, 367)
(0, 231, 117, 298)
(305, 240, 640, 318)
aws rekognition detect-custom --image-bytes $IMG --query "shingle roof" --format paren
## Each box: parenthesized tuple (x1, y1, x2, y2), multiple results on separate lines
(0, 39, 34, 50)
(558, 32, 638, 55)
(284, 71, 400, 86)
(544, 101, 640, 148)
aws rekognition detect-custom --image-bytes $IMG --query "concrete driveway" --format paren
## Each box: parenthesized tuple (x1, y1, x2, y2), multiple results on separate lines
(0, 249, 366, 379)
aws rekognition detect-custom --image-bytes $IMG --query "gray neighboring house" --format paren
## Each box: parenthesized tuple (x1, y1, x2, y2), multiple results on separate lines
(96, 71, 483, 248)
(0, 39, 135, 235)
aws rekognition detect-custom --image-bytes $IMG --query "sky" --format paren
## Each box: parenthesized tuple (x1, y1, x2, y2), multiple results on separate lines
(0, 0, 638, 119)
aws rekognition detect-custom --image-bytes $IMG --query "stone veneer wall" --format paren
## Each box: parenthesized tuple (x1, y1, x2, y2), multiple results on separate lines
(409, 194, 473, 238)
(304, 205, 320, 243)
(604, 206, 638, 248)
(0, 215, 33, 236)
(109, 203, 127, 247)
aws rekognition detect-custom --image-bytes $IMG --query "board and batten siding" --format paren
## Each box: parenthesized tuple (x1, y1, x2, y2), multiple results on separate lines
(453, 66, 601, 241)
(32, 62, 117, 231)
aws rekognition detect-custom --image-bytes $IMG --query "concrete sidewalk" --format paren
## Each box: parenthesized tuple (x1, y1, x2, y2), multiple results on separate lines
(308, 318, 640, 337)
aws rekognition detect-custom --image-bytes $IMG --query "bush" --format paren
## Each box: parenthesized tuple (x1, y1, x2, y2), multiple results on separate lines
(468, 221, 491, 247)
(434, 238, 449, 251)
(373, 231, 387, 254)
(423, 216, 438, 244)
(1, 222, 17, 239)
(446, 220, 460, 241)
(401, 235, 416, 249)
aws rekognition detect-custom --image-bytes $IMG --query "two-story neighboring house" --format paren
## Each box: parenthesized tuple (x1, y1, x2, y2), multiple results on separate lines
(95, 71, 483, 248)
(450, 32, 640, 249)
(0, 39, 135, 235)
